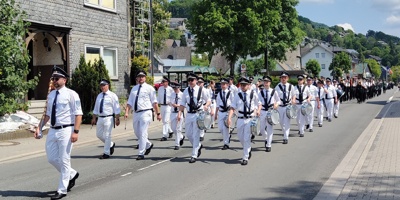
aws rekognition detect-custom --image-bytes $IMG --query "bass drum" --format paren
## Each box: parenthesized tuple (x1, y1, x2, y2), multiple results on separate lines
(250, 117, 260, 135)
(196, 110, 212, 130)
(224, 112, 238, 128)
(300, 102, 313, 116)
(266, 109, 280, 125)
(286, 104, 298, 119)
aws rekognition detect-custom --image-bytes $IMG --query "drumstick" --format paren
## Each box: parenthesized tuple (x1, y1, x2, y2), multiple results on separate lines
(37, 79, 54, 139)
(124, 117, 127, 130)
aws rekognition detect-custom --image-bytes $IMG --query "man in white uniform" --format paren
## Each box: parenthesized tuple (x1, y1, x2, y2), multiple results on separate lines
(197, 77, 209, 141)
(91, 79, 120, 159)
(316, 80, 327, 127)
(125, 70, 161, 160)
(228, 77, 261, 165)
(274, 72, 296, 144)
(333, 79, 341, 118)
(215, 78, 234, 150)
(324, 78, 337, 122)
(158, 76, 174, 141)
(34, 66, 82, 200)
(169, 81, 185, 150)
(177, 73, 211, 163)
(228, 76, 238, 95)
(305, 76, 318, 132)
(294, 75, 311, 137)
(258, 76, 280, 152)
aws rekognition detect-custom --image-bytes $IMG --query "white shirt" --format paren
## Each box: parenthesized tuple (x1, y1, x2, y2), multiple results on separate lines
(228, 84, 238, 96)
(325, 85, 337, 99)
(316, 86, 325, 100)
(157, 85, 174, 105)
(216, 89, 234, 111)
(169, 90, 183, 112)
(127, 83, 157, 112)
(93, 90, 121, 116)
(179, 85, 210, 113)
(306, 84, 318, 101)
(258, 88, 280, 110)
(231, 89, 261, 116)
(274, 82, 295, 105)
(46, 86, 83, 126)
(294, 84, 311, 104)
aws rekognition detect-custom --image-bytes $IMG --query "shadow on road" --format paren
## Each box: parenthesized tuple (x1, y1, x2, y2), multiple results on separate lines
(0, 190, 56, 198)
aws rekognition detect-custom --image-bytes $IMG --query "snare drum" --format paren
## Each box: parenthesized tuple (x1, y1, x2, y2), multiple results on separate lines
(286, 104, 298, 119)
(250, 117, 260, 135)
(196, 110, 212, 130)
(224, 113, 238, 128)
(300, 102, 313, 116)
(266, 109, 280, 125)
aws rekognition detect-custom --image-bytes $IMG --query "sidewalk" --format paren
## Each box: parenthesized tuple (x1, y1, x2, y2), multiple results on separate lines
(0, 116, 163, 163)
(315, 89, 400, 200)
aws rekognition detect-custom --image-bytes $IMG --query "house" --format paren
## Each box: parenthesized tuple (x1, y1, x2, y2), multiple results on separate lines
(301, 43, 335, 78)
(18, 0, 131, 100)
(158, 39, 191, 73)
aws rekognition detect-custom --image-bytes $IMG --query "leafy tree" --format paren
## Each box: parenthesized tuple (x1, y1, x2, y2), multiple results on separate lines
(390, 65, 400, 83)
(191, 53, 209, 66)
(152, 0, 171, 52)
(168, 29, 183, 40)
(0, 0, 38, 116)
(329, 52, 351, 79)
(305, 59, 321, 77)
(365, 58, 382, 78)
(131, 55, 153, 85)
(238, 57, 276, 77)
(179, 35, 187, 47)
(168, 0, 197, 18)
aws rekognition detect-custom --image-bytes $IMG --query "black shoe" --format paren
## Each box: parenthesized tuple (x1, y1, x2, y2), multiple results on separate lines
(179, 136, 185, 146)
(136, 155, 144, 160)
(135, 144, 139, 149)
(144, 144, 153, 155)
(298, 131, 301, 135)
(168, 131, 174, 138)
(306, 124, 310, 129)
(264, 140, 268, 148)
(67, 172, 79, 191)
(51, 193, 66, 200)
(318, 124, 322, 127)
(248, 150, 252, 160)
(241, 160, 248, 165)
(221, 144, 229, 150)
(266, 147, 271, 152)
(189, 157, 196, 163)
(160, 137, 168, 141)
(200, 136, 204, 141)
(197, 144, 203, 158)
(251, 134, 255, 140)
(283, 139, 288, 144)
(99, 154, 110, 159)
(257, 132, 262, 136)
(328, 119, 332, 122)
(211, 125, 214, 128)
(299, 134, 304, 137)
(110, 142, 115, 155)
(174, 146, 179, 150)
(334, 114, 338, 118)
(309, 129, 313, 132)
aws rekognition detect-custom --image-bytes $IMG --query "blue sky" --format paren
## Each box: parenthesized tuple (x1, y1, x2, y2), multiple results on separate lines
(296, 0, 400, 38)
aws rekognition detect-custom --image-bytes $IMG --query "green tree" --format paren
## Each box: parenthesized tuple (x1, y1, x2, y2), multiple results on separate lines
(179, 35, 187, 47)
(131, 55, 153, 85)
(191, 53, 209, 66)
(365, 58, 382, 78)
(390, 65, 400, 83)
(152, 0, 171, 52)
(168, 0, 197, 18)
(168, 29, 183, 40)
(305, 59, 321, 77)
(329, 52, 352, 79)
(0, 0, 38, 116)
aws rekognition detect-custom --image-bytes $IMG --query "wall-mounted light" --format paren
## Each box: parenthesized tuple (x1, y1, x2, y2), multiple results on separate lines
(43, 37, 51, 52)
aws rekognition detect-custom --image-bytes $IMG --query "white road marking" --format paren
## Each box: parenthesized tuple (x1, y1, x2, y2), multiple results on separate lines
(137, 158, 174, 171)
(121, 172, 132, 177)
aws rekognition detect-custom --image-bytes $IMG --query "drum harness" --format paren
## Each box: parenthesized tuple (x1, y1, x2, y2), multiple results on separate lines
(188, 86, 203, 114)
(260, 89, 275, 111)
(296, 85, 308, 105)
(318, 87, 327, 111)
(278, 84, 292, 107)
(237, 90, 254, 119)
(219, 90, 231, 112)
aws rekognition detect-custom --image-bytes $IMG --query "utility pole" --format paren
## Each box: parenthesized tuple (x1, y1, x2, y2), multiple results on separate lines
(150, 0, 154, 78)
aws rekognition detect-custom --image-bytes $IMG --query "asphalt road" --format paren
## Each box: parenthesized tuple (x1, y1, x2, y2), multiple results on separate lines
(0, 91, 394, 200)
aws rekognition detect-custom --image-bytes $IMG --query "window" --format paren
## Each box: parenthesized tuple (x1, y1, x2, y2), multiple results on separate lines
(85, 0, 116, 11)
(85, 45, 118, 79)
(321, 64, 325, 69)
(315, 53, 319, 58)
(321, 53, 325, 58)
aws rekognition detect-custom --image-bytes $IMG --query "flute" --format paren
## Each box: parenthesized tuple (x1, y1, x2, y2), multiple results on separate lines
(36, 79, 54, 139)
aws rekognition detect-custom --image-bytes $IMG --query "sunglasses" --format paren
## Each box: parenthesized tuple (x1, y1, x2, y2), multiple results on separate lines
(51, 77, 62, 81)
(188, 78, 195, 82)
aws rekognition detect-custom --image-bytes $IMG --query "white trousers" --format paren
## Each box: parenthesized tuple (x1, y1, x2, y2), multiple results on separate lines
(306, 100, 316, 129)
(218, 111, 230, 145)
(296, 104, 306, 135)
(278, 106, 291, 140)
(325, 99, 334, 120)
(170, 112, 184, 146)
(316, 101, 325, 125)
(185, 113, 202, 158)
(260, 110, 274, 147)
(237, 118, 252, 160)
(96, 116, 113, 155)
(161, 105, 172, 137)
(46, 126, 77, 194)
(334, 101, 340, 116)
(133, 111, 153, 156)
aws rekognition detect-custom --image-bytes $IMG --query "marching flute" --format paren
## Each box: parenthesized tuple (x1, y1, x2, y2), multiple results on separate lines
(36, 79, 54, 139)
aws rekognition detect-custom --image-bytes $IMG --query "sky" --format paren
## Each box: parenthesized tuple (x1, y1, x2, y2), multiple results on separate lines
(296, 0, 400, 38)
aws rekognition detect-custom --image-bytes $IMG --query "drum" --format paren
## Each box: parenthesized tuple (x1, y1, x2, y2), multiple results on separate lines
(250, 117, 260, 135)
(286, 104, 298, 119)
(223, 113, 238, 128)
(300, 102, 313, 116)
(266, 109, 280, 125)
(196, 110, 212, 130)
(336, 89, 345, 99)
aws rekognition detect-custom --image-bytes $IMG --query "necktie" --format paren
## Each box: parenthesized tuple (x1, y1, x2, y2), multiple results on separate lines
(266, 90, 269, 107)
(243, 92, 247, 116)
(163, 88, 167, 104)
(189, 88, 195, 111)
(318, 87, 321, 99)
(99, 93, 105, 113)
(299, 86, 303, 103)
(283, 84, 287, 104)
(325, 86, 328, 99)
(51, 90, 59, 126)
(222, 91, 226, 103)
(134, 85, 142, 111)
(174, 93, 178, 112)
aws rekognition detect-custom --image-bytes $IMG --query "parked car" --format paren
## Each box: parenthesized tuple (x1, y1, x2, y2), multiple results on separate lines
(154, 82, 162, 91)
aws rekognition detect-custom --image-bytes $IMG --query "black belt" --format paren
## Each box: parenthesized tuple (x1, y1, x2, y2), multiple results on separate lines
(279, 104, 289, 107)
(172, 111, 179, 113)
(326, 98, 332, 99)
(160, 104, 169, 106)
(238, 116, 253, 119)
(51, 124, 74, 130)
(187, 111, 197, 114)
(98, 115, 113, 118)
(135, 108, 152, 113)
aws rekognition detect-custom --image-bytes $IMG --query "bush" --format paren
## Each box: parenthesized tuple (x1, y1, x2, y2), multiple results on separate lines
(130, 55, 153, 85)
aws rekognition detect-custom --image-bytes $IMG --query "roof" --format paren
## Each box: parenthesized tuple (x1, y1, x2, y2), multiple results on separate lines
(162, 59, 186, 67)
(166, 66, 219, 75)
